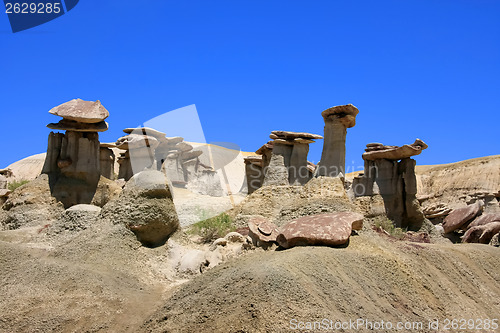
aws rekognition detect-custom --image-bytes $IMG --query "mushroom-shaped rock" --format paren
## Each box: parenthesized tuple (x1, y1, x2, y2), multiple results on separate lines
(263, 130, 321, 186)
(362, 139, 428, 161)
(316, 104, 359, 178)
(321, 104, 359, 128)
(255, 141, 274, 155)
(467, 213, 500, 229)
(49, 99, 109, 123)
(463, 222, 500, 244)
(442, 201, 483, 233)
(277, 212, 363, 249)
(115, 134, 159, 150)
(248, 216, 279, 244)
(47, 119, 109, 132)
(270, 131, 323, 140)
(123, 127, 166, 140)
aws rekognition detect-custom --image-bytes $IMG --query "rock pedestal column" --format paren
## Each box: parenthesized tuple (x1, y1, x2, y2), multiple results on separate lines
(116, 132, 159, 181)
(42, 99, 109, 208)
(352, 140, 428, 229)
(99, 143, 116, 180)
(316, 104, 359, 179)
(262, 131, 322, 186)
(244, 156, 264, 194)
(255, 141, 274, 173)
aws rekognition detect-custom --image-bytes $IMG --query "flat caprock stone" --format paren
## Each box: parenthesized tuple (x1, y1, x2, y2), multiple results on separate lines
(49, 99, 109, 123)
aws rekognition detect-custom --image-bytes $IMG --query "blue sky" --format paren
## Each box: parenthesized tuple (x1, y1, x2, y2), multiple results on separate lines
(1, 0, 499, 171)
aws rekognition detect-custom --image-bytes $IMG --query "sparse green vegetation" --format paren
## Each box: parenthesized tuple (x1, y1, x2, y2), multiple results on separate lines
(189, 213, 235, 243)
(373, 216, 406, 240)
(8, 180, 29, 192)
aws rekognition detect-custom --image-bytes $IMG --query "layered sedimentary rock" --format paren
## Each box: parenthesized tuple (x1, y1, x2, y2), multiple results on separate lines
(353, 140, 428, 229)
(42, 99, 110, 208)
(416, 155, 500, 216)
(262, 131, 322, 186)
(316, 104, 359, 178)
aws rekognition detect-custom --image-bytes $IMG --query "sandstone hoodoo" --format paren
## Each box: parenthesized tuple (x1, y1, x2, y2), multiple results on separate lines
(99, 142, 116, 180)
(157, 139, 222, 196)
(276, 212, 364, 249)
(42, 99, 110, 208)
(243, 155, 263, 194)
(244, 140, 274, 194)
(362, 139, 428, 161)
(352, 139, 428, 230)
(262, 130, 322, 186)
(316, 104, 359, 179)
(116, 130, 159, 181)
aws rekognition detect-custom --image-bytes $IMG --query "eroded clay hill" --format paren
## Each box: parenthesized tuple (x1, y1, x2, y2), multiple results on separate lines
(144, 232, 500, 333)
(1, 224, 499, 333)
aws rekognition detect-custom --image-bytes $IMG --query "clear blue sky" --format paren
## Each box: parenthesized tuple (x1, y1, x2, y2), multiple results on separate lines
(1, 0, 499, 171)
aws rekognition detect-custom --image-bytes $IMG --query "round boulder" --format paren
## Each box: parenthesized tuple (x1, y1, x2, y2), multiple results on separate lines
(100, 170, 179, 247)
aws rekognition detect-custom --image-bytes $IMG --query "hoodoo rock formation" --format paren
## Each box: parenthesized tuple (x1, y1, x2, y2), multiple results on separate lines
(42, 99, 110, 208)
(262, 131, 322, 186)
(316, 104, 359, 179)
(243, 141, 274, 194)
(99, 142, 116, 180)
(243, 155, 264, 194)
(116, 130, 160, 181)
(353, 139, 428, 229)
